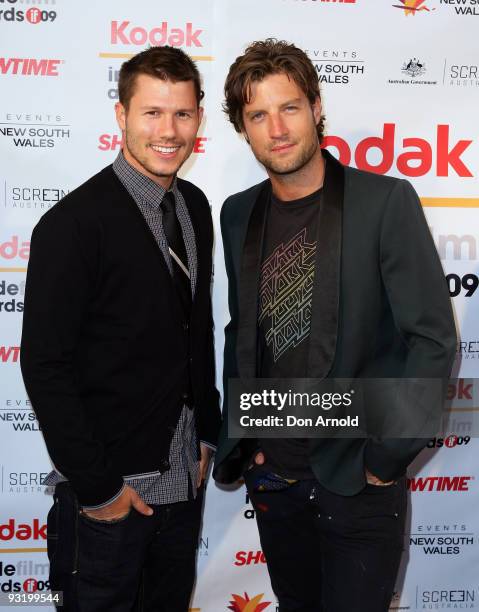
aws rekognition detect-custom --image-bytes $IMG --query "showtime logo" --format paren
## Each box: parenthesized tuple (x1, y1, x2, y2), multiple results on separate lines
(322, 123, 473, 177)
(0, 347, 20, 363)
(0, 237, 30, 261)
(407, 476, 473, 492)
(0, 58, 62, 77)
(0, 519, 47, 541)
(111, 21, 203, 47)
(98, 134, 208, 153)
(234, 551, 267, 566)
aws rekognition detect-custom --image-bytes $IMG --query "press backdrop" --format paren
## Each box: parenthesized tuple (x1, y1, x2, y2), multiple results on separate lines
(1, 1, 478, 610)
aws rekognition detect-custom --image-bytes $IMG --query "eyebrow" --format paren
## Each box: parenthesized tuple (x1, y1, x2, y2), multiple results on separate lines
(140, 106, 197, 113)
(245, 98, 303, 117)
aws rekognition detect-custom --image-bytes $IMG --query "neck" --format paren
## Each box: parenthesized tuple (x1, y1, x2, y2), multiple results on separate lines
(121, 147, 173, 190)
(269, 146, 325, 202)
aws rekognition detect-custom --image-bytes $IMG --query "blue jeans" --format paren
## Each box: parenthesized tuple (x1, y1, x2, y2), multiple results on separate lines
(47, 482, 203, 611)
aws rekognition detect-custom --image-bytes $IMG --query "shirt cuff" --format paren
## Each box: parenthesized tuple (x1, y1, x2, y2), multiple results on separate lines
(81, 481, 126, 510)
(200, 440, 216, 452)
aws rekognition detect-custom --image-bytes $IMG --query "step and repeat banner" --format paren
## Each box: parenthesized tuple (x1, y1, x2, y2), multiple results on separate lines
(1, 0, 478, 610)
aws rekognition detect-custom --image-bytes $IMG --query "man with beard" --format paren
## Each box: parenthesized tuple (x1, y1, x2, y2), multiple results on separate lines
(213, 39, 455, 612)
(21, 46, 220, 611)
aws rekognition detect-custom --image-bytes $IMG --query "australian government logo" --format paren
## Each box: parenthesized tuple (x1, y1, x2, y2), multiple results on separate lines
(388, 58, 437, 85)
(306, 49, 365, 84)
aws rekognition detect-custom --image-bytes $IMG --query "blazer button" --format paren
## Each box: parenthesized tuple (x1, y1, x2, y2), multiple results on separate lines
(159, 460, 170, 472)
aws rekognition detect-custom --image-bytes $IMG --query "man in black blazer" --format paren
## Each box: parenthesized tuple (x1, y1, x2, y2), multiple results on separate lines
(20, 46, 220, 611)
(213, 39, 456, 612)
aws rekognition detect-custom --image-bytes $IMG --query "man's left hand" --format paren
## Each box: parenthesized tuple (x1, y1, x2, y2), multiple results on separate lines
(198, 443, 213, 487)
(365, 468, 395, 486)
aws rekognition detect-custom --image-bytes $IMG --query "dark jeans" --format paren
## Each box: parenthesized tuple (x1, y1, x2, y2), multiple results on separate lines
(244, 468, 407, 612)
(47, 482, 203, 612)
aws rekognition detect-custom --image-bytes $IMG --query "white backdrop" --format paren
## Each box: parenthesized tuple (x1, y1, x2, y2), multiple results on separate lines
(1, 1, 478, 610)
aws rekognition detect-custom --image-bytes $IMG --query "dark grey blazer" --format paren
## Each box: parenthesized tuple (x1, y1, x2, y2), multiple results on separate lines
(213, 149, 456, 495)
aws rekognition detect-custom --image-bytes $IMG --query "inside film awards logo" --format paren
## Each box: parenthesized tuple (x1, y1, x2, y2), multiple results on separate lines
(0, 0, 58, 25)
(392, 0, 435, 15)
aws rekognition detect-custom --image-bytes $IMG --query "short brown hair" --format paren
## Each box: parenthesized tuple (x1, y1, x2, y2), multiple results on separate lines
(118, 46, 204, 109)
(224, 38, 325, 143)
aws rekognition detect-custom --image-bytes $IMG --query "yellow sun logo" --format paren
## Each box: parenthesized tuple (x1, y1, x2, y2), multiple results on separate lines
(392, 0, 435, 15)
(227, 592, 271, 612)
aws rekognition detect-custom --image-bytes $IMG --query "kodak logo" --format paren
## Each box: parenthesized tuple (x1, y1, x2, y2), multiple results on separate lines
(0, 519, 47, 541)
(111, 21, 203, 47)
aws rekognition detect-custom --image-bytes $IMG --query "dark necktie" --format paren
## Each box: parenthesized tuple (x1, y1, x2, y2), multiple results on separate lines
(161, 191, 191, 313)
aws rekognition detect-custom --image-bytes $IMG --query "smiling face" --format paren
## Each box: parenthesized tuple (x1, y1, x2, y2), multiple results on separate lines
(115, 74, 203, 189)
(241, 72, 322, 177)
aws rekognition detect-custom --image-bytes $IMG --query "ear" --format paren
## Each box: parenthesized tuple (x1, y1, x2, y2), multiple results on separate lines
(312, 95, 322, 126)
(198, 105, 204, 125)
(115, 102, 127, 132)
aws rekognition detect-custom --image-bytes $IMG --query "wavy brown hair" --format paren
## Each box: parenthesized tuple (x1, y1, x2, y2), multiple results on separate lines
(223, 38, 325, 143)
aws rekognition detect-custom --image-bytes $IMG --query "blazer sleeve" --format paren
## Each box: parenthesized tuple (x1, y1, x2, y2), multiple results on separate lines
(20, 209, 124, 507)
(364, 179, 457, 482)
(194, 194, 221, 448)
(221, 198, 240, 389)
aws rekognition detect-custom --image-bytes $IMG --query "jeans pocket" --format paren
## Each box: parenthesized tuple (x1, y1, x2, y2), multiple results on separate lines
(359, 479, 406, 521)
(46, 496, 59, 565)
(48, 483, 80, 595)
(79, 509, 131, 526)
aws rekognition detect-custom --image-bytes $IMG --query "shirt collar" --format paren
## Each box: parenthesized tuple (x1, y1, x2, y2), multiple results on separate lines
(113, 150, 179, 211)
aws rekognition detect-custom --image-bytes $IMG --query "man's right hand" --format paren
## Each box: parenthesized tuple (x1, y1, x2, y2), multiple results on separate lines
(248, 450, 265, 470)
(81, 485, 153, 521)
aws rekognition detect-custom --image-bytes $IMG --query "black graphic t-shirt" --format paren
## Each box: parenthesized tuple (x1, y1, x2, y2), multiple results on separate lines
(257, 188, 321, 480)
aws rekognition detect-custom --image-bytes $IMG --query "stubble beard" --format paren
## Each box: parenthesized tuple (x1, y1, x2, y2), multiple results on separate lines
(124, 130, 186, 180)
(255, 129, 320, 178)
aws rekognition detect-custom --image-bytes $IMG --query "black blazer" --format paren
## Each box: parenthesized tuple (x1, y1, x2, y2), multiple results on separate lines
(20, 165, 221, 507)
(213, 150, 456, 495)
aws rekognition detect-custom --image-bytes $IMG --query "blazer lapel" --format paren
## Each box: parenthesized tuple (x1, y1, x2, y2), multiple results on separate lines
(236, 181, 271, 379)
(307, 149, 344, 378)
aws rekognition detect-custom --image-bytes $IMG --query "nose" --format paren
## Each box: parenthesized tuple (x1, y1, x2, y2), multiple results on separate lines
(268, 113, 288, 140)
(156, 113, 176, 141)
